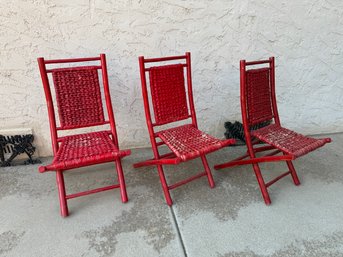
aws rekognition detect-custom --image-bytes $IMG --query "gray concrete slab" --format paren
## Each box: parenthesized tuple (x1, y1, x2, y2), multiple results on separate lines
(1, 133, 342, 257)
(169, 133, 343, 257)
(0, 149, 184, 257)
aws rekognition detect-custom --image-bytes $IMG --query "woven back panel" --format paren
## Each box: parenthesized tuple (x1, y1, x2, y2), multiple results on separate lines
(149, 64, 189, 125)
(245, 68, 274, 125)
(51, 66, 105, 129)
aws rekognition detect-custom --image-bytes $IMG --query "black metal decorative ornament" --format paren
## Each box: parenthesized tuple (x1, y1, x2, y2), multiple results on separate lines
(0, 134, 41, 167)
(224, 120, 271, 145)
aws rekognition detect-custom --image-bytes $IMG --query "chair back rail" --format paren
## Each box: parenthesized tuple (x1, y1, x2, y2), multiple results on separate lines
(37, 54, 119, 155)
(240, 57, 281, 146)
(138, 52, 198, 158)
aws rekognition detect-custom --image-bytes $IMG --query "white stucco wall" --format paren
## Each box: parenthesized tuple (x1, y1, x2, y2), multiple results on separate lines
(1, 0, 343, 157)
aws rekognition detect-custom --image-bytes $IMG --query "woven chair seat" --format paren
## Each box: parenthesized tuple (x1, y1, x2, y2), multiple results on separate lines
(158, 124, 234, 161)
(40, 131, 130, 171)
(251, 124, 330, 158)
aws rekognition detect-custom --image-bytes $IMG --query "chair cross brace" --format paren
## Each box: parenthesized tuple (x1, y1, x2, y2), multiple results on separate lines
(65, 184, 121, 200)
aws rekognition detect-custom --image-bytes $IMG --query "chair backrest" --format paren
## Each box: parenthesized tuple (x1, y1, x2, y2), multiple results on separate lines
(138, 52, 198, 151)
(51, 66, 105, 129)
(37, 54, 119, 154)
(240, 57, 280, 129)
(149, 64, 189, 125)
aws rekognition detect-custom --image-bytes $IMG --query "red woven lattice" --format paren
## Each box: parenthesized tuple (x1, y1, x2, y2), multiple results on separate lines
(149, 64, 189, 125)
(158, 124, 235, 161)
(246, 68, 274, 125)
(251, 124, 330, 158)
(46, 131, 130, 170)
(52, 66, 105, 129)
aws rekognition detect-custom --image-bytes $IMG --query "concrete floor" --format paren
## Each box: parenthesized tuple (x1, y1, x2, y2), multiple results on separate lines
(1, 133, 343, 257)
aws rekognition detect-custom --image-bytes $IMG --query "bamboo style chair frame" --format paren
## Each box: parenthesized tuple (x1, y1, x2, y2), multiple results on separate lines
(134, 52, 235, 205)
(215, 57, 331, 205)
(37, 54, 130, 217)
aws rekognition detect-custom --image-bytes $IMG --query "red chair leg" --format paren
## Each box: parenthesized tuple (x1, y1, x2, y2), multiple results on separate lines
(56, 170, 69, 217)
(200, 155, 215, 188)
(157, 165, 173, 206)
(286, 160, 301, 186)
(115, 160, 128, 203)
(251, 163, 271, 205)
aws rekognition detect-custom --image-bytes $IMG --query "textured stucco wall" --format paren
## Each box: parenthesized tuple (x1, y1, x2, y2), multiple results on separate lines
(1, 0, 343, 157)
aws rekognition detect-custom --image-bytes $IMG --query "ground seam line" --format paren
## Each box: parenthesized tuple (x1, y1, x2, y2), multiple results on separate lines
(170, 206, 188, 257)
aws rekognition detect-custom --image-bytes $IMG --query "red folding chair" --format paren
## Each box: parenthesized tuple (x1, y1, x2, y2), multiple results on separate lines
(134, 52, 235, 205)
(215, 57, 331, 205)
(37, 54, 130, 217)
